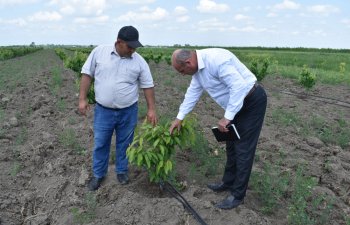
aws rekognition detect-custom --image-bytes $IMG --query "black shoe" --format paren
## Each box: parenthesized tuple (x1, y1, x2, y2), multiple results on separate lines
(117, 173, 129, 185)
(87, 177, 104, 191)
(207, 182, 230, 192)
(215, 195, 243, 209)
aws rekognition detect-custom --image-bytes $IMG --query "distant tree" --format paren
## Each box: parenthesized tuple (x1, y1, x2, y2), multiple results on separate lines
(30, 42, 36, 47)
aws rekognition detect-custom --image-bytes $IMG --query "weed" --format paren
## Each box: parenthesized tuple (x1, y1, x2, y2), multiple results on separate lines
(345, 215, 350, 225)
(250, 162, 290, 214)
(59, 128, 86, 155)
(322, 159, 331, 173)
(68, 117, 77, 125)
(309, 115, 350, 148)
(137, 102, 147, 120)
(0, 109, 4, 121)
(51, 66, 63, 88)
(189, 130, 223, 179)
(10, 162, 21, 176)
(71, 192, 97, 224)
(57, 98, 66, 111)
(287, 166, 318, 225)
(15, 127, 27, 145)
(271, 108, 301, 127)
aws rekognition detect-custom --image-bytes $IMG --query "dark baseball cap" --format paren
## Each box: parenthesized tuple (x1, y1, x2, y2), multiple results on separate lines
(117, 26, 143, 48)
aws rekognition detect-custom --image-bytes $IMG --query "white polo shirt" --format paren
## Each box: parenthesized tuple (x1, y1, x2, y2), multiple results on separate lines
(177, 48, 257, 121)
(81, 45, 154, 109)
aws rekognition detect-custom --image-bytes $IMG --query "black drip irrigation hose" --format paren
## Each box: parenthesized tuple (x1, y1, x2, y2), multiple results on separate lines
(159, 181, 208, 225)
(266, 87, 350, 109)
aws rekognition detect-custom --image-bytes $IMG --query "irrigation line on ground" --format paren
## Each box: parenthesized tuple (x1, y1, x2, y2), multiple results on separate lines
(160, 181, 208, 225)
(266, 88, 350, 109)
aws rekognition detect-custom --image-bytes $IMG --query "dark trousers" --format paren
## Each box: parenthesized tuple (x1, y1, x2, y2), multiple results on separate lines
(222, 85, 267, 200)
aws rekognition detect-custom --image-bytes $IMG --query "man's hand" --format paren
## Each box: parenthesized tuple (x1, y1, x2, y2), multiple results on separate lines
(169, 119, 182, 134)
(218, 117, 231, 132)
(78, 99, 90, 116)
(146, 109, 158, 126)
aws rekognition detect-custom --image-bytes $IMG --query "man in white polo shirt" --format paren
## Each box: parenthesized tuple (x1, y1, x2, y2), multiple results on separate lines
(79, 26, 157, 191)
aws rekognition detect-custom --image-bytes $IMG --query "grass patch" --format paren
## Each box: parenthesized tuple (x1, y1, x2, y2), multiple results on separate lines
(10, 162, 21, 176)
(270, 108, 301, 127)
(250, 161, 290, 214)
(57, 98, 67, 111)
(71, 192, 97, 224)
(306, 115, 350, 148)
(15, 127, 27, 145)
(59, 128, 86, 155)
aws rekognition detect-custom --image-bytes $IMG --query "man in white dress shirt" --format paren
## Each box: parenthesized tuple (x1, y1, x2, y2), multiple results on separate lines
(79, 26, 157, 191)
(169, 48, 267, 209)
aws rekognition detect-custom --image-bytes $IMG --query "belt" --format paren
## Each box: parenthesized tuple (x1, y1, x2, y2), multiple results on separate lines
(96, 102, 121, 111)
(245, 83, 259, 99)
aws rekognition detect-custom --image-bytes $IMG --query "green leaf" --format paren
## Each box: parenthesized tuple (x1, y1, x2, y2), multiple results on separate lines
(153, 138, 160, 148)
(144, 154, 151, 169)
(174, 136, 181, 145)
(159, 145, 165, 156)
(166, 160, 173, 171)
(139, 137, 143, 147)
(137, 154, 143, 166)
(157, 161, 164, 174)
(165, 136, 171, 144)
(127, 149, 135, 162)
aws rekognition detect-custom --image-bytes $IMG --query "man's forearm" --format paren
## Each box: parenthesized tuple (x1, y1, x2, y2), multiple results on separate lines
(79, 74, 92, 100)
(143, 87, 156, 110)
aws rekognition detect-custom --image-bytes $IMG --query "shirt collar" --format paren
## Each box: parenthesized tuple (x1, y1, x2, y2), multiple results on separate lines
(196, 50, 205, 71)
(111, 46, 133, 59)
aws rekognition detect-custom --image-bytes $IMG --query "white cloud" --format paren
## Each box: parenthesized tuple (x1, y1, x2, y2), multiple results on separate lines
(341, 19, 350, 24)
(74, 15, 109, 24)
(239, 26, 267, 33)
(60, 5, 75, 15)
(176, 15, 189, 23)
(29, 11, 62, 22)
(308, 29, 327, 37)
(173, 6, 189, 23)
(196, 0, 230, 13)
(50, 0, 106, 16)
(267, 12, 278, 18)
(174, 6, 188, 15)
(341, 19, 350, 28)
(114, 0, 155, 4)
(272, 0, 300, 10)
(234, 14, 251, 21)
(0, 18, 27, 26)
(0, 0, 38, 6)
(117, 7, 169, 22)
(307, 5, 339, 16)
(197, 18, 228, 31)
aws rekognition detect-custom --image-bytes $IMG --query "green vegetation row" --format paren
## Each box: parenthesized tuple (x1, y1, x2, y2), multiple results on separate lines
(57, 45, 349, 87)
(0, 46, 43, 60)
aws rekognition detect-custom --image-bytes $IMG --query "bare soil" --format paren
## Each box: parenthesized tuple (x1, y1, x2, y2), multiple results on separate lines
(0, 49, 349, 225)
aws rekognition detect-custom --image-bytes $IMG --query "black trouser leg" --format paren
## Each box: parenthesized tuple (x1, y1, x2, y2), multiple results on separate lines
(222, 85, 267, 200)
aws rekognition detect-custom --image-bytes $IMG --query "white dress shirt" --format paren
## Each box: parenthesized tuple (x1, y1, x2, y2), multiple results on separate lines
(81, 45, 154, 109)
(177, 48, 257, 121)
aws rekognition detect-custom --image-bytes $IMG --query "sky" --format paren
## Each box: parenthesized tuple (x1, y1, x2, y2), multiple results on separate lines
(0, 0, 349, 49)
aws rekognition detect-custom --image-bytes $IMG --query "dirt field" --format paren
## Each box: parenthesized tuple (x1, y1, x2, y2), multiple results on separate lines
(0, 49, 349, 225)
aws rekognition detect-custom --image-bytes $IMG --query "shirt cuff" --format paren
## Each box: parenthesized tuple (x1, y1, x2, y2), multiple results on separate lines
(176, 112, 186, 120)
(224, 111, 235, 121)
